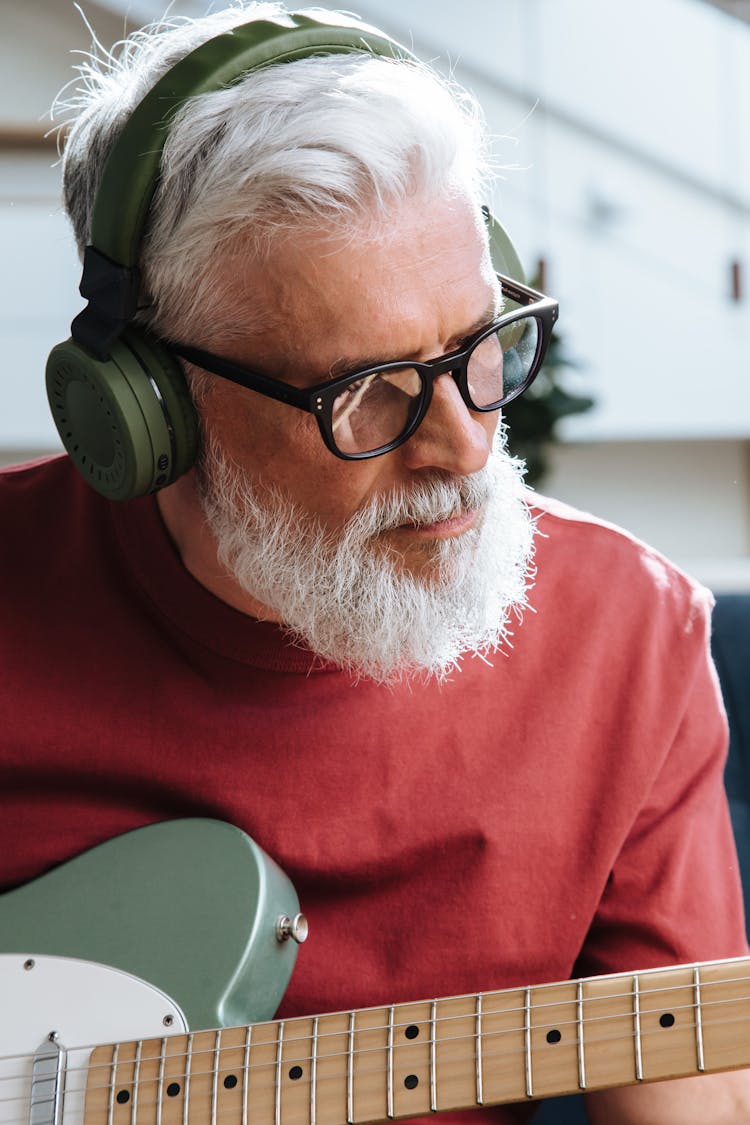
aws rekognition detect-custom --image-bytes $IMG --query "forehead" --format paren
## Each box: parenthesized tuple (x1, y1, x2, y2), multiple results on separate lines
(214, 192, 497, 376)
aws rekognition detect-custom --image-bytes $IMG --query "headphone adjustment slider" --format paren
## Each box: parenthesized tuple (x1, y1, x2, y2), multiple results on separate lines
(70, 246, 142, 359)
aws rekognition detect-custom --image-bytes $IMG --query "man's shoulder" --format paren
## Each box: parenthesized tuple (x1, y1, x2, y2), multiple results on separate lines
(529, 490, 653, 544)
(526, 490, 713, 624)
(0, 453, 111, 514)
(1, 453, 76, 498)
(0, 454, 106, 573)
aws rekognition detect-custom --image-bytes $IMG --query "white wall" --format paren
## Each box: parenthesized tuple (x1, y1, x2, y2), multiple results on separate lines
(1, 1, 130, 448)
(356, 0, 750, 440)
(543, 439, 750, 587)
(1, 151, 79, 448)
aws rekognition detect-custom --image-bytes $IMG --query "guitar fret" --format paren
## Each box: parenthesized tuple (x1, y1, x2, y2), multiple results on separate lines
(347, 1011, 355, 1124)
(183, 1033, 193, 1125)
(694, 966, 706, 1071)
(275, 1022, 284, 1125)
(211, 1030, 221, 1125)
(633, 976, 644, 1081)
(130, 1041, 143, 1125)
(155, 1037, 167, 1125)
(310, 1016, 319, 1125)
(387, 1007, 395, 1119)
(430, 1001, 437, 1112)
(475, 994, 484, 1106)
(78, 952, 750, 1125)
(242, 1026, 252, 1125)
(523, 988, 533, 1098)
(576, 981, 587, 1089)
(107, 1043, 119, 1125)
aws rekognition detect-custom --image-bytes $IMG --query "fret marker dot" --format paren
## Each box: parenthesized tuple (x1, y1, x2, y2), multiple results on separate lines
(289, 1066, 303, 1081)
(116, 1091, 130, 1105)
(659, 1013, 676, 1028)
(223, 1075, 238, 1089)
(166, 1083, 181, 1097)
(404, 1074, 419, 1090)
(404, 1025, 420, 1040)
(546, 1029, 562, 1044)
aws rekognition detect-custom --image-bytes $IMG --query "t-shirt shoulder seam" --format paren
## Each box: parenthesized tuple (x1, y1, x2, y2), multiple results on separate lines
(527, 491, 712, 606)
(0, 453, 67, 483)
(530, 491, 669, 555)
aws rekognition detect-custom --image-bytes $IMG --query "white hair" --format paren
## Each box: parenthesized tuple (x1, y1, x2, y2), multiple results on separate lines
(56, 2, 491, 345)
(197, 433, 536, 683)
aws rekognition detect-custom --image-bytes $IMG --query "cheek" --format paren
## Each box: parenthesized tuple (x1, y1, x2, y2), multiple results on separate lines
(202, 384, 314, 466)
(482, 408, 501, 444)
(199, 385, 387, 525)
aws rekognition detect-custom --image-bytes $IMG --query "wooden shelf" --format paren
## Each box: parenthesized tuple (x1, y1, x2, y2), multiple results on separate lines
(0, 127, 57, 151)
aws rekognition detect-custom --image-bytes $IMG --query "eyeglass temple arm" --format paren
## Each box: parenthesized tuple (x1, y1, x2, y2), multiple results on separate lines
(497, 274, 547, 305)
(168, 342, 314, 411)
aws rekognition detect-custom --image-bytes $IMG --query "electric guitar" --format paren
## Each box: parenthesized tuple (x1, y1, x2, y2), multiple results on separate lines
(2, 819, 750, 1125)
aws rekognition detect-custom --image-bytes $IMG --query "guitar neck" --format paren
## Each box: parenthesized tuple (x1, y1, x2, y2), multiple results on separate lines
(83, 956, 750, 1124)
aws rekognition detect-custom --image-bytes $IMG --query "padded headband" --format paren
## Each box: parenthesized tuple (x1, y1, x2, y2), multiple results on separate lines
(72, 11, 522, 358)
(73, 12, 416, 359)
(91, 13, 415, 268)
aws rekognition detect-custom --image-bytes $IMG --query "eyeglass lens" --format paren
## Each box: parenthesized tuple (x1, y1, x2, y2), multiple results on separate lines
(330, 315, 540, 455)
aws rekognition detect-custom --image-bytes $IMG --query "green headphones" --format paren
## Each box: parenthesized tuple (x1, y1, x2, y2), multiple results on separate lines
(46, 10, 523, 502)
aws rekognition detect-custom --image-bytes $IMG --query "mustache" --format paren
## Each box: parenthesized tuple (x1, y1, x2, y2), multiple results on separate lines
(348, 469, 493, 538)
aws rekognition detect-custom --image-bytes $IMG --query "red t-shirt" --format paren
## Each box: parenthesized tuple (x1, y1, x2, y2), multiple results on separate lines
(0, 455, 746, 1123)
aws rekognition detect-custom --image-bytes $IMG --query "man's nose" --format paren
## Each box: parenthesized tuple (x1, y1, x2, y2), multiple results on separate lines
(398, 373, 496, 475)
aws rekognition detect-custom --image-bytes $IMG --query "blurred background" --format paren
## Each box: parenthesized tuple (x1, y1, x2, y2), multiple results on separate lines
(2, 0, 749, 590)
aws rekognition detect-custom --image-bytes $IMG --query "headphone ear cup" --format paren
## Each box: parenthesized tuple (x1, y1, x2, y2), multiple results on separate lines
(124, 329, 200, 483)
(46, 330, 198, 502)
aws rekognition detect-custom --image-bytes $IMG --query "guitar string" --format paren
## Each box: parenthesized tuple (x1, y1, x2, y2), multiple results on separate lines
(2, 1007, 750, 1125)
(74, 993, 750, 1086)
(1, 967, 748, 1074)
(0, 989, 748, 1110)
(0, 982, 747, 1088)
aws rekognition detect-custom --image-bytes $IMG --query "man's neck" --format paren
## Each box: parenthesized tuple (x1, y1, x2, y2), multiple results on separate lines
(155, 473, 282, 623)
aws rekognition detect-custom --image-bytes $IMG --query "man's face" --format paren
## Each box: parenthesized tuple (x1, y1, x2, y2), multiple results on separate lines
(194, 191, 501, 580)
(171, 189, 535, 679)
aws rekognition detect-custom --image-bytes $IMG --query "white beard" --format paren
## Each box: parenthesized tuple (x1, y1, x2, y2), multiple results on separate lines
(197, 436, 536, 683)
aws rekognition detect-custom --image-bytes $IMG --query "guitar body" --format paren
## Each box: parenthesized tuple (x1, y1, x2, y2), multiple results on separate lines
(3, 821, 750, 1125)
(0, 819, 302, 1029)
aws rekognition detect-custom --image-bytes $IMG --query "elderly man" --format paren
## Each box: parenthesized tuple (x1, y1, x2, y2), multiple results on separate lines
(2, 2, 749, 1121)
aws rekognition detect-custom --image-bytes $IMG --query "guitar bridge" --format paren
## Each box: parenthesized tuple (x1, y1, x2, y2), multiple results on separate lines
(30, 1033, 65, 1125)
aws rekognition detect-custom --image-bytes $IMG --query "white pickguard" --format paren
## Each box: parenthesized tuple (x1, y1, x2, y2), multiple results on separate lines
(0, 953, 187, 1125)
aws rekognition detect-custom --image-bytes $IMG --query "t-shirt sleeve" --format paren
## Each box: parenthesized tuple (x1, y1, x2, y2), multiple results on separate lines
(574, 586, 749, 978)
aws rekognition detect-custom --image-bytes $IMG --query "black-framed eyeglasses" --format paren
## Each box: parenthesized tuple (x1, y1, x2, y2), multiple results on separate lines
(169, 274, 559, 461)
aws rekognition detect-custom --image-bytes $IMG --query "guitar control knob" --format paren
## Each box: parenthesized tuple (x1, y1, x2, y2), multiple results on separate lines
(275, 913, 309, 944)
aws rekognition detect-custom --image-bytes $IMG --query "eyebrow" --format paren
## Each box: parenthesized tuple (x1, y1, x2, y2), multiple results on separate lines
(326, 293, 504, 381)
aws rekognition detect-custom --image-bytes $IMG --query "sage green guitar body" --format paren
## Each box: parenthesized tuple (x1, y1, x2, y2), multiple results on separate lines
(0, 819, 301, 1029)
